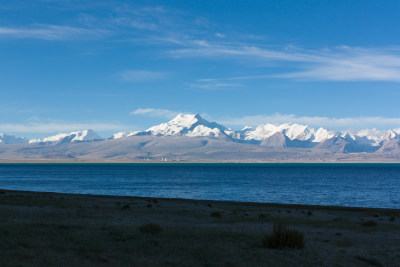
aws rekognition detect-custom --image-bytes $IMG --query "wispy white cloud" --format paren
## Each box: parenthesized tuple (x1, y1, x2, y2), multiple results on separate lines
(111, 5, 174, 33)
(115, 5, 167, 16)
(279, 65, 400, 82)
(0, 122, 127, 134)
(218, 113, 400, 130)
(170, 45, 316, 62)
(0, 5, 171, 42)
(170, 44, 400, 83)
(189, 79, 242, 90)
(106, 5, 400, 83)
(130, 108, 181, 119)
(3, 3, 400, 84)
(119, 70, 167, 82)
(130, 20, 158, 30)
(0, 24, 107, 40)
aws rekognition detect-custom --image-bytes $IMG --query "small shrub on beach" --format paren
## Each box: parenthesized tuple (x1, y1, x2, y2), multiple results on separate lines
(210, 210, 222, 218)
(362, 220, 377, 227)
(139, 223, 163, 234)
(389, 215, 396, 222)
(262, 223, 304, 249)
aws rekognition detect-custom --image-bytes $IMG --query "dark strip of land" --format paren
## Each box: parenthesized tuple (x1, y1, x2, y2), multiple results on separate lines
(1, 189, 399, 266)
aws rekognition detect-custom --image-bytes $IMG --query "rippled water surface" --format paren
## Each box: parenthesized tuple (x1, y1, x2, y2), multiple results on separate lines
(0, 163, 399, 208)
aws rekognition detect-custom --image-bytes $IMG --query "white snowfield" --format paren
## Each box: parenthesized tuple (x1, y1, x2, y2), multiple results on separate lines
(113, 114, 230, 139)
(146, 114, 228, 137)
(29, 129, 102, 144)
(1, 114, 399, 149)
(242, 123, 335, 143)
(112, 131, 140, 139)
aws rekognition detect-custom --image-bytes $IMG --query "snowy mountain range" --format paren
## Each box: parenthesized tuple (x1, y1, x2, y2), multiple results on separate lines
(1, 114, 400, 160)
(112, 113, 338, 144)
(28, 129, 103, 144)
(110, 114, 400, 152)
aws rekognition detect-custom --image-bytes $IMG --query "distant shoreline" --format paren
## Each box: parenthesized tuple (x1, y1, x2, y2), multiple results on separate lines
(1, 159, 400, 163)
(1, 188, 399, 212)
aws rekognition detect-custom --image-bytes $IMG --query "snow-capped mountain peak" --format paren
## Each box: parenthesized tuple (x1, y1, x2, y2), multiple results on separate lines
(29, 129, 103, 144)
(241, 126, 253, 131)
(340, 131, 356, 140)
(168, 113, 202, 128)
(110, 114, 231, 139)
(283, 123, 314, 141)
(242, 122, 331, 143)
(147, 114, 201, 135)
(112, 131, 140, 139)
(145, 113, 228, 137)
(381, 129, 399, 141)
(243, 123, 285, 141)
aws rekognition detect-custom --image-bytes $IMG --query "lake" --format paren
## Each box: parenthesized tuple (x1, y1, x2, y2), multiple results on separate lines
(0, 163, 399, 208)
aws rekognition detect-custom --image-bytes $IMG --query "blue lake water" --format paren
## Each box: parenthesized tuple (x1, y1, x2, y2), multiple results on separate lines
(0, 163, 399, 209)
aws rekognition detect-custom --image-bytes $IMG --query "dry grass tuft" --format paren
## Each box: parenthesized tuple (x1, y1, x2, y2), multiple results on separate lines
(262, 222, 304, 249)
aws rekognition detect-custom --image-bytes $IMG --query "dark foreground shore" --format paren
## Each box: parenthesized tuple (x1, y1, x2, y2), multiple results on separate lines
(0, 190, 399, 266)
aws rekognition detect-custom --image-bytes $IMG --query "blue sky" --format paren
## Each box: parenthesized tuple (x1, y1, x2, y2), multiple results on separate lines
(1, 0, 400, 138)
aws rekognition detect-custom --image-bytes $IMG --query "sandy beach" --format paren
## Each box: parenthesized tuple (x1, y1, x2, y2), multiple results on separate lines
(0, 189, 399, 266)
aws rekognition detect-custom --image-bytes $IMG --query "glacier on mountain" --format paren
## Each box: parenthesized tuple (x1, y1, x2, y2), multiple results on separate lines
(241, 123, 335, 144)
(112, 131, 140, 139)
(113, 114, 231, 139)
(29, 129, 103, 144)
(146, 113, 229, 137)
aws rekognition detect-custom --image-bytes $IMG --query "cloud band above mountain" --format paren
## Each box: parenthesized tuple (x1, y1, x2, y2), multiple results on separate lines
(130, 108, 182, 118)
(219, 113, 400, 131)
(129, 108, 400, 131)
